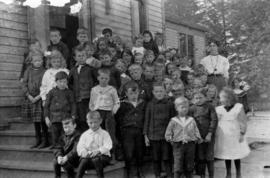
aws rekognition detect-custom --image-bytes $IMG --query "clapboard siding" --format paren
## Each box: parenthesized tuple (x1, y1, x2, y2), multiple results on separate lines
(0, 3, 28, 107)
(165, 27, 178, 48)
(0, 28, 28, 39)
(147, 0, 163, 34)
(0, 71, 21, 80)
(94, 0, 132, 40)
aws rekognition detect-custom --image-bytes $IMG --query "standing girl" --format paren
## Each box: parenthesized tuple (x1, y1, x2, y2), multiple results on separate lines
(21, 51, 48, 149)
(215, 87, 250, 178)
(143, 30, 159, 56)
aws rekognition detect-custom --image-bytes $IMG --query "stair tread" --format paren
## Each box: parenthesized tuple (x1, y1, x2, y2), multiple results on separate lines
(0, 145, 52, 152)
(0, 160, 125, 173)
(0, 130, 34, 136)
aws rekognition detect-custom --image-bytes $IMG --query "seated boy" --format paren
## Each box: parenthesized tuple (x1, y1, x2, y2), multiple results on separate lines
(53, 116, 81, 178)
(76, 111, 112, 178)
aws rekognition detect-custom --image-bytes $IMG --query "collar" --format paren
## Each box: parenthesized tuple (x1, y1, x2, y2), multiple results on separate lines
(172, 116, 193, 127)
(152, 97, 167, 104)
(88, 127, 101, 134)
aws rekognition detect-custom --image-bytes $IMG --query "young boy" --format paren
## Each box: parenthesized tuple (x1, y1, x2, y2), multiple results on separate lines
(47, 28, 70, 68)
(69, 46, 96, 132)
(44, 71, 76, 148)
(165, 97, 202, 178)
(189, 91, 218, 178)
(115, 81, 146, 178)
(76, 111, 112, 178)
(53, 116, 81, 178)
(97, 49, 121, 90)
(89, 68, 119, 149)
(144, 82, 175, 178)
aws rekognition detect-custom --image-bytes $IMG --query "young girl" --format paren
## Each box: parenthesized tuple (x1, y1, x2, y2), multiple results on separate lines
(165, 63, 177, 76)
(205, 84, 219, 107)
(232, 77, 250, 113)
(93, 37, 108, 59)
(215, 87, 250, 178)
(21, 51, 48, 149)
(144, 50, 156, 66)
(40, 50, 69, 105)
(163, 77, 173, 98)
(143, 30, 159, 56)
(132, 35, 145, 55)
(121, 49, 133, 67)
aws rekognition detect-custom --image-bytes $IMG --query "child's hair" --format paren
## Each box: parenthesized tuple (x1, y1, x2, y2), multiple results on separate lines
(47, 49, 66, 68)
(174, 96, 189, 106)
(156, 54, 166, 63)
(121, 49, 133, 58)
(99, 49, 112, 58)
(77, 27, 88, 35)
(208, 39, 220, 47)
(144, 50, 154, 57)
(96, 37, 108, 50)
(220, 87, 238, 105)
(102, 28, 113, 36)
(193, 89, 207, 99)
(143, 30, 154, 41)
(165, 62, 176, 75)
(98, 67, 111, 76)
(133, 34, 144, 44)
(83, 42, 96, 51)
(62, 116, 76, 125)
(108, 42, 117, 49)
(124, 81, 139, 93)
(31, 50, 43, 58)
(143, 63, 154, 70)
(86, 111, 102, 121)
(152, 81, 165, 89)
(55, 71, 68, 81)
(172, 68, 182, 77)
(50, 27, 61, 35)
(74, 45, 86, 54)
(112, 35, 122, 44)
(128, 63, 142, 72)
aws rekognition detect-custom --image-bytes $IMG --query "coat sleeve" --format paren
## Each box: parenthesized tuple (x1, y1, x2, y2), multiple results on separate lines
(66, 133, 80, 160)
(237, 104, 248, 134)
(89, 88, 96, 111)
(40, 71, 49, 101)
(143, 102, 151, 136)
(192, 119, 202, 140)
(21, 68, 30, 96)
(112, 88, 120, 114)
(208, 105, 218, 134)
(44, 90, 53, 118)
(53, 135, 65, 158)
(165, 120, 174, 141)
(69, 91, 77, 118)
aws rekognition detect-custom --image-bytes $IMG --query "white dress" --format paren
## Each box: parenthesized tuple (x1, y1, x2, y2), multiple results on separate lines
(214, 103, 250, 159)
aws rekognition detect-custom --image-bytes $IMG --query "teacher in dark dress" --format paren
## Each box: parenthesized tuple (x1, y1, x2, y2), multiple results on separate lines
(200, 41, 230, 92)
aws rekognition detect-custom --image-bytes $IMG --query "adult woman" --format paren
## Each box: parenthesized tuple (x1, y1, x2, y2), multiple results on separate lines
(200, 41, 230, 91)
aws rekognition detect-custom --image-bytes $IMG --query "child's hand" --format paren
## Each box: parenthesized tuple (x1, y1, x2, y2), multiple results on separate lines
(204, 133, 212, 142)
(144, 135, 150, 147)
(27, 94, 34, 103)
(45, 117, 51, 127)
(198, 139, 204, 144)
(42, 101, 46, 107)
(81, 150, 88, 158)
(57, 156, 63, 164)
(239, 134, 244, 143)
(61, 156, 68, 164)
(90, 150, 101, 158)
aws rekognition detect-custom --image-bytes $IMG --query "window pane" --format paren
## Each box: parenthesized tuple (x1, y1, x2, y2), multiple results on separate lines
(188, 35, 194, 59)
(179, 33, 187, 57)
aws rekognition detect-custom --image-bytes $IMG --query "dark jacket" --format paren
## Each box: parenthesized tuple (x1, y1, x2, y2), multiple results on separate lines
(44, 87, 76, 123)
(22, 66, 46, 97)
(189, 102, 218, 138)
(69, 65, 96, 102)
(54, 130, 81, 163)
(143, 98, 176, 140)
(47, 41, 70, 67)
(143, 40, 159, 56)
(115, 100, 146, 129)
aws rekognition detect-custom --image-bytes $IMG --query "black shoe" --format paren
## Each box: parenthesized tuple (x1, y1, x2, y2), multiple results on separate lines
(38, 141, 50, 149)
(30, 140, 41, 149)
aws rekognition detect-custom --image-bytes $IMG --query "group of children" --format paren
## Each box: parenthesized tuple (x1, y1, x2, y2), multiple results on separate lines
(21, 27, 250, 178)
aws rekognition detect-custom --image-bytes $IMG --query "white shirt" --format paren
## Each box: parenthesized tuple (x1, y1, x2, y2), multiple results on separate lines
(132, 47, 145, 55)
(200, 55, 230, 79)
(40, 68, 69, 101)
(77, 128, 112, 157)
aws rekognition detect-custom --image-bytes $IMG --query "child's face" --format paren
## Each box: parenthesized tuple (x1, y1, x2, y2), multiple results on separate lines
(98, 41, 107, 50)
(209, 42, 218, 55)
(200, 75, 208, 86)
(172, 88, 184, 98)
(30, 42, 41, 51)
(193, 93, 206, 106)
(126, 88, 139, 102)
(135, 38, 143, 47)
(115, 61, 126, 73)
(125, 41, 133, 50)
(51, 57, 61, 69)
(32, 56, 43, 68)
(167, 64, 176, 75)
(100, 54, 112, 66)
(187, 74, 194, 85)
(163, 79, 173, 92)
(219, 91, 231, 106)
(173, 57, 180, 66)
(154, 71, 164, 82)
(144, 66, 154, 80)
(50, 31, 61, 45)
(87, 117, 102, 132)
(129, 66, 142, 80)
(171, 71, 181, 81)
(143, 33, 151, 42)
(62, 120, 76, 136)
(77, 33, 88, 44)
(193, 79, 203, 88)
(134, 54, 144, 65)
(152, 86, 166, 100)
(56, 78, 68, 90)
(206, 87, 217, 99)
(97, 72, 110, 87)
(84, 45, 95, 57)
(104, 32, 112, 39)
(108, 47, 117, 57)
(145, 54, 155, 64)
(175, 102, 189, 117)
(170, 49, 177, 56)
(75, 51, 87, 65)
(122, 52, 132, 66)
(165, 52, 171, 61)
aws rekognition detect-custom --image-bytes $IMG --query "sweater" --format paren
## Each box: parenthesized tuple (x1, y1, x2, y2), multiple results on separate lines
(143, 98, 176, 140)
(44, 87, 76, 123)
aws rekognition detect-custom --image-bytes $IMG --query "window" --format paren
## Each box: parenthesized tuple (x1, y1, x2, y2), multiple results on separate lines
(179, 33, 194, 60)
(179, 33, 187, 57)
(187, 35, 194, 59)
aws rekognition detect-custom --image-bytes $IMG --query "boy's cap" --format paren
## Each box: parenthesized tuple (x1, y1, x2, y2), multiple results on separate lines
(77, 28, 88, 35)
(102, 28, 112, 35)
(55, 71, 68, 81)
(174, 96, 189, 106)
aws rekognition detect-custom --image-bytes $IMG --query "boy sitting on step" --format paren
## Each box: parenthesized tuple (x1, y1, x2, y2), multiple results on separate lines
(76, 111, 112, 178)
(53, 116, 81, 178)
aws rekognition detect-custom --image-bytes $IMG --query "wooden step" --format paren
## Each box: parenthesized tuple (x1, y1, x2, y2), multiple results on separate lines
(0, 160, 125, 178)
(0, 145, 54, 162)
(9, 121, 34, 131)
(0, 130, 35, 145)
